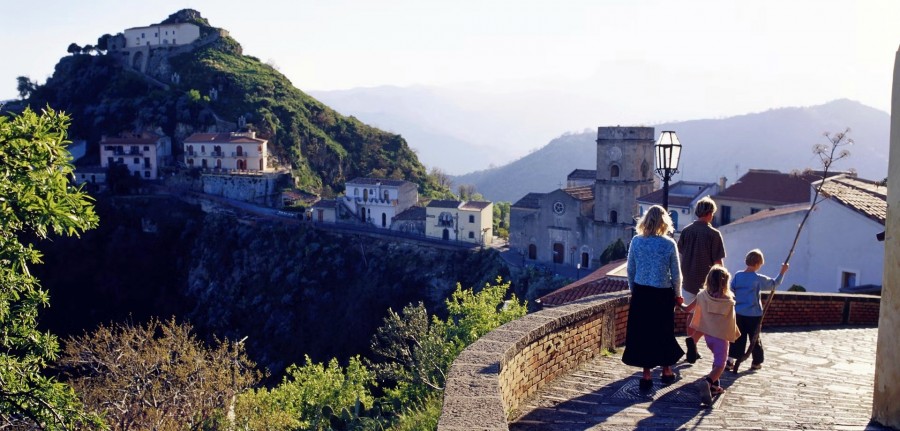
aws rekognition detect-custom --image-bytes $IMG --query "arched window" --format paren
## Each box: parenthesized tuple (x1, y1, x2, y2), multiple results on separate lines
(610, 210, 618, 223)
(200, 145, 205, 153)
(468, 232, 475, 239)
(187, 145, 194, 155)
(236, 146, 243, 157)
(641, 160, 650, 179)
(381, 213, 387, 227)
(384, 190, 389, 201)
(528, 244, 537, 260)
(610, 164, 620, 178)
(187, 158, 194, 166)
(216, 159, 222, 169)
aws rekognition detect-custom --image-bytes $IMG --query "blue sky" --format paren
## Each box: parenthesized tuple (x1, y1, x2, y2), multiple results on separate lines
(3, 0, 898, 124)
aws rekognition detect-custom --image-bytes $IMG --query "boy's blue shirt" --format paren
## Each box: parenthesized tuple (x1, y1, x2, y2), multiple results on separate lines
(731, 270, 785, 317)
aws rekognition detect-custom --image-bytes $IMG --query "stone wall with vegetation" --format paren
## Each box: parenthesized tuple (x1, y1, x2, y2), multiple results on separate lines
(438, 291, 880, 430)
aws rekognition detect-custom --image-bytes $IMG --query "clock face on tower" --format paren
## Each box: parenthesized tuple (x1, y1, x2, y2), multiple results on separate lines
(607, 145, 623, 161)
(552, 201, 566, 215)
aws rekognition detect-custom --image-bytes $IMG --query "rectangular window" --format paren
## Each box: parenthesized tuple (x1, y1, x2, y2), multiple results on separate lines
(133, 158, 140, 164)
(144, 171, 151, 178)
(841, 271, 857, 288)
(721, 206, 732, 225)
(141, 33, 145, 38)
(469, 215, 475, 223)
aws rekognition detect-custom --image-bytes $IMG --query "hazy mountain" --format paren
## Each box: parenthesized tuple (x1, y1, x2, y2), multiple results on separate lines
(309, 86, 566, 175)
(452, 99, 888, 202)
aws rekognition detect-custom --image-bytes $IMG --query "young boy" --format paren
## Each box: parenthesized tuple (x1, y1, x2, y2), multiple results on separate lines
(727, 249, 789, 370)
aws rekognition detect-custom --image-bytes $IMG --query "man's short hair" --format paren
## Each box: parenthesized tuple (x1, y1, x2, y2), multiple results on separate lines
(694, 196, 717, 218)
(745, 249, 764, 267)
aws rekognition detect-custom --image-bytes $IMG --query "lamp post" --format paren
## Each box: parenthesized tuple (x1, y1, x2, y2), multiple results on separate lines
(655, 131, 683, 211)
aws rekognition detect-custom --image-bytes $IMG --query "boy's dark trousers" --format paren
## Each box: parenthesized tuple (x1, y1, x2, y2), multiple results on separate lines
(729, 314, 764, 364)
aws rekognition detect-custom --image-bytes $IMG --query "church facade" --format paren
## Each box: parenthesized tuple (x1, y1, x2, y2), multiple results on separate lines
(510, 126, 657, 269)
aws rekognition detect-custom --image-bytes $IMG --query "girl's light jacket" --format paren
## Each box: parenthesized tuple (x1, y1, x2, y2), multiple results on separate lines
(689, 289, 741, 342)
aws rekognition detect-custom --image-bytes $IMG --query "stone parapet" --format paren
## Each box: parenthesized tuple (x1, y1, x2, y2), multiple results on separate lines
(438, 290, 880, 430)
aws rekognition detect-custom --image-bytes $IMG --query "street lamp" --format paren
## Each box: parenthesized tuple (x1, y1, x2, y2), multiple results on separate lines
(655, 131, 683, 211)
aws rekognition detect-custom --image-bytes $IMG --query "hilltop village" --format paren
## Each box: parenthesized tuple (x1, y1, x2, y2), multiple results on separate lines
(62, 14, 886, 297)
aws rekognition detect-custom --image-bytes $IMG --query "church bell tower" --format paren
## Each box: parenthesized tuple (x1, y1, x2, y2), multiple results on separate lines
(593, 126, 656, 247)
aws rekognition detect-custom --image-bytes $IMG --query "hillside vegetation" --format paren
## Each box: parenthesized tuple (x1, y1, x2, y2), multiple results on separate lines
(18, 9, 446, 198)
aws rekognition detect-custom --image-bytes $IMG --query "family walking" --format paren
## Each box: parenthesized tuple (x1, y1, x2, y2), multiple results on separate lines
(622, 197, 789, 407)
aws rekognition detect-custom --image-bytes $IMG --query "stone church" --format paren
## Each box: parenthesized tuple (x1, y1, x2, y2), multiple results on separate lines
(509, 126, 657, 269)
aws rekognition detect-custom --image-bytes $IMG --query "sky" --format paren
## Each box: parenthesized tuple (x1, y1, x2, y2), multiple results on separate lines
(2, 0, 899, 153)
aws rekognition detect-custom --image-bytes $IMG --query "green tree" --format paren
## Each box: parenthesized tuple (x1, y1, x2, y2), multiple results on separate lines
(371, 278, 526, 425)
(59, 317, 260, 431)
(0, 108, 102, 429)
(96, 34, 112, 52)
(16, 76, 36, 99)
(234, 356, 375, 431)
(492, 201, 511, 239)
(600, 238, 627, 264)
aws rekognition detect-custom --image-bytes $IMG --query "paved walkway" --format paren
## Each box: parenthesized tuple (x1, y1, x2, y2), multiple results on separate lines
(510, 326, 888, 430)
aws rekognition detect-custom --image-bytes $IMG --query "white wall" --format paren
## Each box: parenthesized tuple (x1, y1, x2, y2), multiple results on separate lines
(720, 200, 884, 293)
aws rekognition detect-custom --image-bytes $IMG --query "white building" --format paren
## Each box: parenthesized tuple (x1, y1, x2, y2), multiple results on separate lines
(719, 175, 886, 293)
(183, 131, 269, 172)
(342, 178, 418, 228)
(100, 132, 171, 180)
(124, 23, 200, 48)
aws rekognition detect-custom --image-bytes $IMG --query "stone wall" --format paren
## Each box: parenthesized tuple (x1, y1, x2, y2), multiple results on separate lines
(437, 291, 880, 430)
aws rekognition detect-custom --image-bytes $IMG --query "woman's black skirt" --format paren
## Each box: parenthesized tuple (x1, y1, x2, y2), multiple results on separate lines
(621, 283, 685, 368)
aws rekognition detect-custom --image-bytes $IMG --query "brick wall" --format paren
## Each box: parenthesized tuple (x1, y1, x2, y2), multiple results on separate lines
(437, 291, 879, 430)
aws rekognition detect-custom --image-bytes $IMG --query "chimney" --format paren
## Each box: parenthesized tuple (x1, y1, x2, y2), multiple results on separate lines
(718, 176, 728, 191)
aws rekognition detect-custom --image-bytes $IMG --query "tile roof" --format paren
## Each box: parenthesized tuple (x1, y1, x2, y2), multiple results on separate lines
(567, 169, 597, 180)
(715, 169, 845, 205)
(512, 193, 544, 209)
(461, 201, 492, 210)
(563, 186, 594, 201)
(819, 175, 887, 225)
(537, 260, 630, 307)
(427, 200, 461, 209)
(346, 177, 412, 187)
(393, 206, 426, 221)
(184, 132, 266, 144)
(312, 199, 337, 209)
(724, 203, 808, 227)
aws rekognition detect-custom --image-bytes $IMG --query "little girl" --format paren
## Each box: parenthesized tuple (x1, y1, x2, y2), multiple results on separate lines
(682, 265, 741, 406)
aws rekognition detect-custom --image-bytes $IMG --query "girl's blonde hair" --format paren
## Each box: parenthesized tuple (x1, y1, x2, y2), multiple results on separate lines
(704, 265, 732, 298)
(635, 205, 674, 237)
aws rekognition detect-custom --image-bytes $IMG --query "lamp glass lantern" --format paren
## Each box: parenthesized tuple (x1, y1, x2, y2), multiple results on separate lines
(654, 131, 683, 211)
(655, 131, 682, 177)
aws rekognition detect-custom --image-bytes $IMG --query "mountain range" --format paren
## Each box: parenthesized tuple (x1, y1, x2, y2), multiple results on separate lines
(312, 88, 888, 202)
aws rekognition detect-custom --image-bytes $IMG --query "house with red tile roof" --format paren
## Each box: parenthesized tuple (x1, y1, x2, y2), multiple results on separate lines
(183, 131, 269, 172)
(712, 169, 848, 226)
(719, 174, 885, 293)
(537, 259, 629, 307)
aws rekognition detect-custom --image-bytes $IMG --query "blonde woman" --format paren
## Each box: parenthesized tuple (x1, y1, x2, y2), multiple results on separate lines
(623, 205, 685, 391)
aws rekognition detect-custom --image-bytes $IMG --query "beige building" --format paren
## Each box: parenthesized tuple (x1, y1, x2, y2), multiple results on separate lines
(124, 23, 200, 48)
(101, 132, 171, 180)
(184, 131, 269, 172)
(426, 200, 493, 246)
(310, 199, 337, 223)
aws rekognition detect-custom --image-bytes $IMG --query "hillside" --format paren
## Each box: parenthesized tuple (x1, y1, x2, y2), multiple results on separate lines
(452, 99, 889, 202)
(16, 9, 445, 197)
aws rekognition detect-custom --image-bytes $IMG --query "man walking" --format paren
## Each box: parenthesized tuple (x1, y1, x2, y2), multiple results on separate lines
(678, 196, 726, 363)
